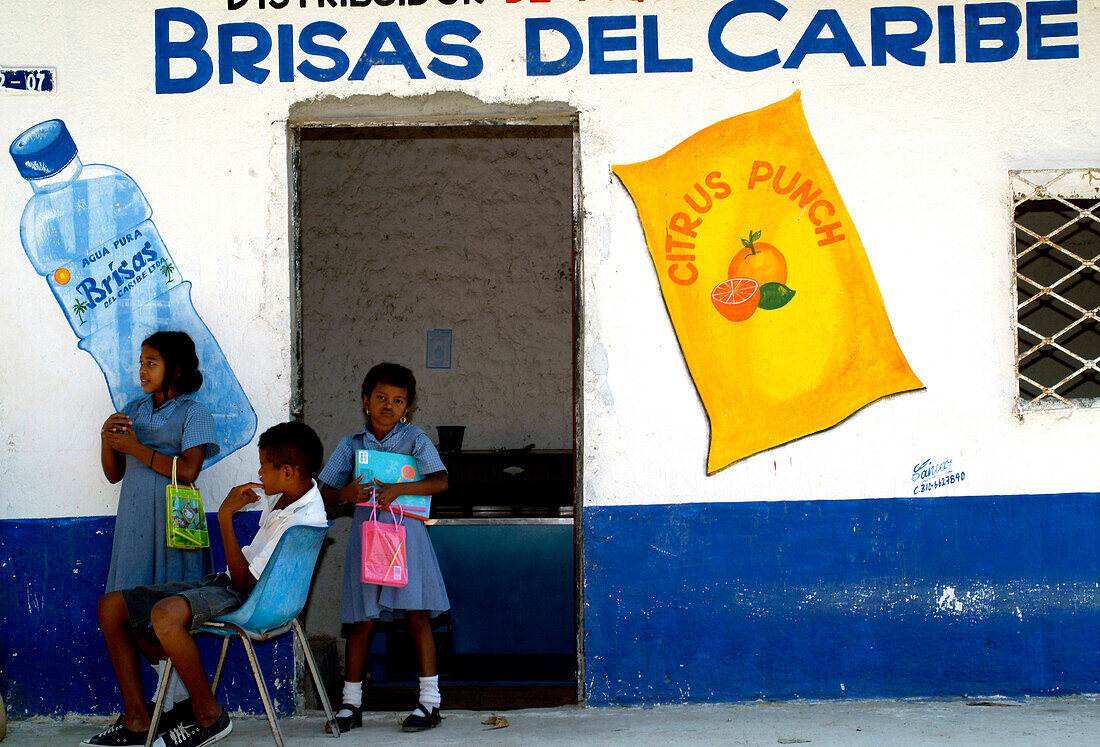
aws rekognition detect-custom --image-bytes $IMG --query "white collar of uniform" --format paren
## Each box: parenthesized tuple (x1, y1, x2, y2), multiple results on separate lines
(266, 479, 322, 515)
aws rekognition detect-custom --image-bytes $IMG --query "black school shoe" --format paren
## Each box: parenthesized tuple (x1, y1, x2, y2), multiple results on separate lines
(80, 716, 149, 746)
(82, 698, 192, 747)
(401, 703, 442, 732)
(153, 708, 232, 747)
(326, 703, 362, 733)
(148, 699, 191, 734)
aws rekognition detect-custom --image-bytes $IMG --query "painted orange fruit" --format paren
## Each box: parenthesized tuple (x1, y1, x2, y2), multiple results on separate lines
(728, 229, 787, 286)
(53, 267, 71, 285)
(711, 277, 760, 322)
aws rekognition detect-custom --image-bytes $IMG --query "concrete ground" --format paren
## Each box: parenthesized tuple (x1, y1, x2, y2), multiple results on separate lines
(5, 697, 1098, 746)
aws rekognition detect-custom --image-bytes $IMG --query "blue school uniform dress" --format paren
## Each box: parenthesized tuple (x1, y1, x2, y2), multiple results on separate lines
(105, 393, 219, 593)
(319, 422, 450, 622)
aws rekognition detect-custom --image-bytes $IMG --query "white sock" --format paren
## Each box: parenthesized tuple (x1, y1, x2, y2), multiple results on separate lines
(167, 669, 190, 706)
(418, 675, 440, 711)
(340, 680, 363, 713)
(153, 661, 176, 711)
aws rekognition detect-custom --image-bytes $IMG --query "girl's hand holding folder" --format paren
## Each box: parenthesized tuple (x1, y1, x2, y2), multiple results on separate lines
(336, 473, 373, 504)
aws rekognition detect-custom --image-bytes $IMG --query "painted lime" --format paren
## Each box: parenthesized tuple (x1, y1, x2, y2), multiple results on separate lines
(759, 282, 796, 310)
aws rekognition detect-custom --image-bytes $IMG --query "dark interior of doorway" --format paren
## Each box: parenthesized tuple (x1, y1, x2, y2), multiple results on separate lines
(294, 122, 579, 710)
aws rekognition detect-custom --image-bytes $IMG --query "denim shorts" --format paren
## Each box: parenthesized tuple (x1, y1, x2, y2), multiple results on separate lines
(120, 573, 248, 637)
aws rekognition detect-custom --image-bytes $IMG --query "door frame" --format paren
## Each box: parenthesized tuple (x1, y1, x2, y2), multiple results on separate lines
(287, 112, 586, 701)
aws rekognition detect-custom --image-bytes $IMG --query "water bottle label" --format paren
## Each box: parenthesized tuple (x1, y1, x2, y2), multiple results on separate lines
(47, 219, 179, 338)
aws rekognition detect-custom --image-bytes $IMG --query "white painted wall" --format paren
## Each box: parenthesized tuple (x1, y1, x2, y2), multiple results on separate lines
(2, 0, 1099, 521)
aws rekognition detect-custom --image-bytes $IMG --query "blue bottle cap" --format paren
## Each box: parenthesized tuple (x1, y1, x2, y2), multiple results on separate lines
(10, 119, 78, 180)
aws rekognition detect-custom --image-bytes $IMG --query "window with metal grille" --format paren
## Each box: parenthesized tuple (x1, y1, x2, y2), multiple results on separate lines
(1011, 169, 1100, 412)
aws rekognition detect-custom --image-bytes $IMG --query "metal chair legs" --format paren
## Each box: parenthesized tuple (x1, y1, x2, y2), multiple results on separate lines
(143, 665, 173, 747)
(293, 618, 340, 738)
(141, 616, 339, 747)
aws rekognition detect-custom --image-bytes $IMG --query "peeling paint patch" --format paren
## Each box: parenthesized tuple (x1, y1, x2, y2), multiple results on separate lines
(599, 382, 614, 407)
(936, 586, 963, 614)
(588, 344, 609, 377)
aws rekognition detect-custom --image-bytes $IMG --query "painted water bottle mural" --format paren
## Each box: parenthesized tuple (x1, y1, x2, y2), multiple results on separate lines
(10, 119, 255, 464)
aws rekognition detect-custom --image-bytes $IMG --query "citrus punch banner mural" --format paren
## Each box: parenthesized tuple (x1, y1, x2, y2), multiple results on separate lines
(614, 92, 923, 474)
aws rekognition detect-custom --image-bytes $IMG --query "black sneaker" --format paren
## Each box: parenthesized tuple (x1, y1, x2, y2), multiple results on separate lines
(157, 699, 193, 734)
(326, 702, 362, 734)
(401, 703, 442, 732)
(153, 709, 232, 747)
(80, 716, 148, 746)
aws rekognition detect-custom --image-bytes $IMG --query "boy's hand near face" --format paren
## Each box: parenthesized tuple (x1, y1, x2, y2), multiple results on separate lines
(219, 482, 264, 518)
(218, 481, 265, 593)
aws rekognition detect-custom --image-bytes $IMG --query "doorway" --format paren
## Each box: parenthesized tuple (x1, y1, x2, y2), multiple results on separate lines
(290, 118, 581, 710)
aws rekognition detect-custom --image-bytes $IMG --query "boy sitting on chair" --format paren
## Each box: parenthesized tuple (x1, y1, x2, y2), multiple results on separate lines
(83, 421, 328, 747)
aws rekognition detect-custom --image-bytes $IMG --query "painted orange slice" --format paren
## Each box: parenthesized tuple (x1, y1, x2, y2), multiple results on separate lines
(711, 277, 760, 322)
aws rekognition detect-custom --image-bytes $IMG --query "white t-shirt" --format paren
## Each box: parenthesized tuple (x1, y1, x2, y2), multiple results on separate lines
(241, 479, 328, 580)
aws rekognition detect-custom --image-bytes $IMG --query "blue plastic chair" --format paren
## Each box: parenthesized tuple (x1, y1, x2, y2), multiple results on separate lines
(146, 523, 339, 746)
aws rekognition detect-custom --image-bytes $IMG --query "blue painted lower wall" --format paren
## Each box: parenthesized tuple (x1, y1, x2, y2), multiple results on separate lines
(0, 513, 294, 718)
(583, 492, 1100, 705)
(6, 492, 1100, 714)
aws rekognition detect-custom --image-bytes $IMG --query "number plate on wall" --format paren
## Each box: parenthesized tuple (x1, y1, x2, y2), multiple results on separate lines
(2, 67, 55, 93)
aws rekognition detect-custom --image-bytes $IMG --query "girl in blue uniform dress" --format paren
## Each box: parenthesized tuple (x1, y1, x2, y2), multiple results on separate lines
(99, 330, 219, 714)
(319, 363, 449, 734)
